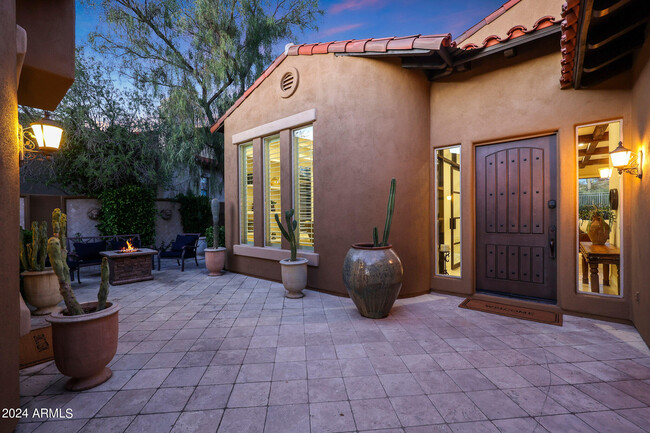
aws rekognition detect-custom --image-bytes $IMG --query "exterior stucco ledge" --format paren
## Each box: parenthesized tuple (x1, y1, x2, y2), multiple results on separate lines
(231, 109, 317, 145)
(233, 244, 319, 266)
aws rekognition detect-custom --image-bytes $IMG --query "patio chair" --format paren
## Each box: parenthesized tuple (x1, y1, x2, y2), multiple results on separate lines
(157, 233, 200, 272)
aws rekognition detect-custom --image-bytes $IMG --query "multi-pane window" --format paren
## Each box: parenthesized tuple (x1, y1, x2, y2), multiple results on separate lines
(293, 126, 314, 251)
(240, 143, 254, 245)
(264, 136, 282, 247)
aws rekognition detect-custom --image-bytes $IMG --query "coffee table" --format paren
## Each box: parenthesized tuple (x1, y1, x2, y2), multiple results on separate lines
(100, 248, 157, 285)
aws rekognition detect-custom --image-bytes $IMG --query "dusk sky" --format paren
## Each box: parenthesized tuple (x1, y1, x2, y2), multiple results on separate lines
(76, 0, 506, 49)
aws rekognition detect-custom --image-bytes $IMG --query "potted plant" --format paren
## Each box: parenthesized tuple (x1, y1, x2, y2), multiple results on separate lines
(342, 178, 403, 319)
(275, 209, 308, 298)
(205, 199, 226, 276)
(587, 204, 614, 245)
(45, 209, 119, 391)
(20, 222, 63, 315)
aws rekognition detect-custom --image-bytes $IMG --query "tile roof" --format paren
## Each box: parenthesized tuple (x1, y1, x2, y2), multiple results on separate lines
(455, 0, 523, 45)
(210, 34, 451, 133)
(459, 16, 561, 50)
(560, 0, 580, 89)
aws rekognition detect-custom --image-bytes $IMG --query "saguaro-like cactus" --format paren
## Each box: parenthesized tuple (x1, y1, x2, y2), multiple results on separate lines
(211, 199, 220, 248)
(20, 220, 48, 272)
(373, 178, 396, 247)
(275, 209, 298, 261)
(48, 208, 110, 315)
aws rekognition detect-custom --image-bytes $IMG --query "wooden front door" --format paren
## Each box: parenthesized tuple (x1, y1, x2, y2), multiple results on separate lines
(475, 135, 557, 301)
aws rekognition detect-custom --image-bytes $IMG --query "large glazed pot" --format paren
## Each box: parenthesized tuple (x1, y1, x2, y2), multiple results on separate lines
(46, 302, 120, 391)
(280, 258, 308, 298)
(21, 269, 62, 315)
(588, 214, 610, 245)
(205, 247, 226, 276)
(343, 243, 403, 319)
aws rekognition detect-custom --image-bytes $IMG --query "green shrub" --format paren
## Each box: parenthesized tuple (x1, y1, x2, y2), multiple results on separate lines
(205, 225, 225, 248)
(176, 193, 211, 235)
(97, 184, 157, 245)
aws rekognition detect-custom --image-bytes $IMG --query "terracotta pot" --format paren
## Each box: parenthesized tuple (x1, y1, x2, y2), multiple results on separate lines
(21, 269, 62, 315)
(342, 243, 403, 319)
(46, 302, 120, 391)
(19, 293, 31, 337)
(588, 214, 610, 245)
(279, 258, 308, 298)
(205, 247, 226, 276)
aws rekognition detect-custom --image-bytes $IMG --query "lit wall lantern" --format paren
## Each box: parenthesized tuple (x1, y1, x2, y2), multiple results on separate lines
(20, 111, 63, 164)
(599, 167, 611, 178)
(610, 141, 643, 179)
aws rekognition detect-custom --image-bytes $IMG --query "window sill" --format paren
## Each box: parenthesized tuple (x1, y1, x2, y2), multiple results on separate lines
(233, 244, 319, 266)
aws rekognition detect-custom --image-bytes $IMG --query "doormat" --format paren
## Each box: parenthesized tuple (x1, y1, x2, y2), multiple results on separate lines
(19, 325, 54, 369)
(459, 298, 562, 326)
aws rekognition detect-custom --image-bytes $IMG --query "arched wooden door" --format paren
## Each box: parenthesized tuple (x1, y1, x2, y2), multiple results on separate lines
(475, 135, 557, 301)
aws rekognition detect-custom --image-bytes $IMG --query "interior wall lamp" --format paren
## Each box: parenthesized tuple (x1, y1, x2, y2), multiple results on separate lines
(610, 141, 643, 179)
(19, 111, 63, 164)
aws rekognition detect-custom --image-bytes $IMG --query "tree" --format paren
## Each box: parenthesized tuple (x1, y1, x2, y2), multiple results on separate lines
(20, 48, 169, 196)
(86, 0, 323, 192)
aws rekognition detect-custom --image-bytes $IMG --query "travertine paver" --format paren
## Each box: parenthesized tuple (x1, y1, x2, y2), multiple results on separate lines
(16, 260, 650, 432)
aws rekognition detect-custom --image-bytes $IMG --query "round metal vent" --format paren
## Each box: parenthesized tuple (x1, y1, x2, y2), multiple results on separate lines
(279, 67, 299, 98)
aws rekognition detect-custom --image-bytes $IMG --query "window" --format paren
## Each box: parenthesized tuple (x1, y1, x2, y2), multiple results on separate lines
(264, 135, 282, 247)
(435, 146, 461, 277)
(240, 143, 254, 245)
(293, 126, 314, 251)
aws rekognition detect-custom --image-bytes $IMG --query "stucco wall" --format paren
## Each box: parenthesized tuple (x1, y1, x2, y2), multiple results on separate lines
(65, 198, 101, 238)
(629, 35, 650, 345)
(429, 39, 635, 322)
(223, 54, 431, 297)
(155, 200, 183, 249)
(0, 2, 20, 429)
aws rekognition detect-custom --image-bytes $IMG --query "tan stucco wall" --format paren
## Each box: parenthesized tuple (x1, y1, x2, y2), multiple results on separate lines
(430, 41, 635, 322)
(223, 54, 431, 297)
(0, 2, 20, 431)
(629, 34, 650, 345)
(458, 0, 564, 47)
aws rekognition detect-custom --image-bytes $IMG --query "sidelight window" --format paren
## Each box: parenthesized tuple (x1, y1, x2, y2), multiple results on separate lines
(435, 146, 461, 277)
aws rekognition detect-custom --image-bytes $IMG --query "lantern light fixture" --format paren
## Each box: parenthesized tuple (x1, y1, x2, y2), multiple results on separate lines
(599, 167, 611, 178)
(609, 141, 643, 179)
(19, 111, 63, 164)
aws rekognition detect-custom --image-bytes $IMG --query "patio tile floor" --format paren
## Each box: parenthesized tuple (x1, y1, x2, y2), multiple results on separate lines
(16, 260, 650, 432)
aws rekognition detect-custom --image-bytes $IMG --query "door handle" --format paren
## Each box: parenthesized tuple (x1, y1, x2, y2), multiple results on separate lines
(548, 225, 556, 259)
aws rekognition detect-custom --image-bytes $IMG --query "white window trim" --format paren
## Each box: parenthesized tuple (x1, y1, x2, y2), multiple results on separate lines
(233, 244, 319, 266)
(232, 109, 316, 145)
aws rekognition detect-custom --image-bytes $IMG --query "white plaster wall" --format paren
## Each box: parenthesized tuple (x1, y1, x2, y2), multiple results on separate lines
(155, 201, 183, 249)
(66, 198, 101, 238)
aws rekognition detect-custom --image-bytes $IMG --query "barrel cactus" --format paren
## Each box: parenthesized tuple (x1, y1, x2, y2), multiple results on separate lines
(47, 208, 110, 315)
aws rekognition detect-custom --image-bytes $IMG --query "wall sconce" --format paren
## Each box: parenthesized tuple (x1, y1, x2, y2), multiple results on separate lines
(599, 167, 611, 178)
(19, 111, 63, 164)
(610, 141, 643, 179)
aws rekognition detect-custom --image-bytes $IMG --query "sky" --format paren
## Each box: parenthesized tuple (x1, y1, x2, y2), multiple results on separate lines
(76, 0, 505, 49)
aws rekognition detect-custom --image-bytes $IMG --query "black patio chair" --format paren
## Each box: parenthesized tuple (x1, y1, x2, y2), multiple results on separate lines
(157, 233, 200, 272)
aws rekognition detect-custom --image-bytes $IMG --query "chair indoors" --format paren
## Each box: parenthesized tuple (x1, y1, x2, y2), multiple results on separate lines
(158, 233, 200, 272)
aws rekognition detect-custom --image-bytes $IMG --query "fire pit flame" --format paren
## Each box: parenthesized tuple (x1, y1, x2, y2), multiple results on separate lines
(119, 239, 139, 253)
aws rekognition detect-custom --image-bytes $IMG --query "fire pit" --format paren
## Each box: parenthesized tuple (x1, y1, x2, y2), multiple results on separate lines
(100, 247, 157, 285)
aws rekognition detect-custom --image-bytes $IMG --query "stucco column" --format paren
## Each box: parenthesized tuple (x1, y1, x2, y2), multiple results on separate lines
(0, 2, 21, 432)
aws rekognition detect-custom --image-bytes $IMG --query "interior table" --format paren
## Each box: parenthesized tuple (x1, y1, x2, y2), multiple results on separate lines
(100, 248, 157, 285)
(579, 242, 620, 293)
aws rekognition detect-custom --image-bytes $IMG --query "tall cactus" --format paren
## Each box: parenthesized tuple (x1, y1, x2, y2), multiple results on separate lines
(211, 199, 220, 248)
(38, 221, 47, 270)
(373, 178, 396, 247)
(30, 221, 39, 271)
(19, 230, 28, 270)
(275, 209, 298, 261)
(20, 221, 48, 272)
(48, 208, 110, 315)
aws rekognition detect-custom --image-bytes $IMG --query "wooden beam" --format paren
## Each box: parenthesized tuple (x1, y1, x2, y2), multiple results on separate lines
(581, 158, 610, 166)
(578, 132, 609, 143)
(579, 147, 610, 157)
(580, 124, 609, 168)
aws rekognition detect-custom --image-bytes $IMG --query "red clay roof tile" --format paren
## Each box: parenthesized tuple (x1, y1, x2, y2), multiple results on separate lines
(460, 16, 561, 50)
(560, 0, 581, 89)
(455, 0, 524, 44)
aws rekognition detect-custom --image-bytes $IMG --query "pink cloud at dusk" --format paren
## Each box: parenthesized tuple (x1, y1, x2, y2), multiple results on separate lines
(330, 0, 384, 14)
(320, 22, 365, 37)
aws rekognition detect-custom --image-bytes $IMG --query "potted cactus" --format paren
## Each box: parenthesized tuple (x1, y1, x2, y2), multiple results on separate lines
(45, 209, 119, 391)
(342, 178, 403, 319)
(275, 209, 308, 298)
(205, 199, 226, 276)
(20, 221, 63, 315)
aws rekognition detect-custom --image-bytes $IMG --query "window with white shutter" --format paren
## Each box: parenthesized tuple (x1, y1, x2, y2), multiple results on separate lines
(240, 143, 254, 245)
(292, 126, 314, 251)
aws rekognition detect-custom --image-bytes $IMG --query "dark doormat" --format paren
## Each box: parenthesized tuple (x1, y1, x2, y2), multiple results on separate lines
(459, 298, 563, 326)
